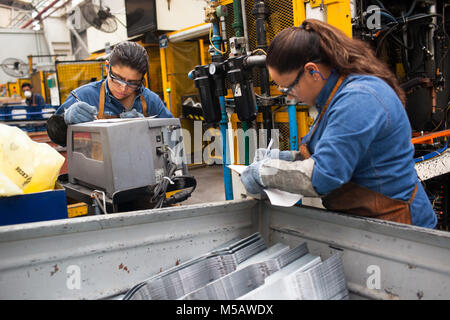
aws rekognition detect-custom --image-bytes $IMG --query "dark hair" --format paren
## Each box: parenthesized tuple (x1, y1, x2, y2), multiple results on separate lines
(266, 19, 406, 106)
(21, 82, 32, 90)
(108, 41, 149, 76)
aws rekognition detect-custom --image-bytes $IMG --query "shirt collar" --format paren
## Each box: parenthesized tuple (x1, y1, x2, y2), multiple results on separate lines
(314, 69, 340, 111)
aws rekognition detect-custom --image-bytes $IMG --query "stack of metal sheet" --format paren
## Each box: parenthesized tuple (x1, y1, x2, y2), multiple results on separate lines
(123, 233, 266, 300)
(238, 254, 349, 300)
(123, 233, 348, 300)
(179, 242, 309, 300)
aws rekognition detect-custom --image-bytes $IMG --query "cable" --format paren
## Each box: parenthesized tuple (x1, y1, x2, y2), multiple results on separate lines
(251, 48, 267, 55)
(150, 149, 197, 208)
(415, 142, 448, 163)
(91, 190, 107, 214)
(209, 23, 227, 55)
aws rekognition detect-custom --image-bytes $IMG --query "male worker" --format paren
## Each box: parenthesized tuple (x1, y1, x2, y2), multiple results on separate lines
(47, 41, 173, 146)
(21, 83, 46, 106)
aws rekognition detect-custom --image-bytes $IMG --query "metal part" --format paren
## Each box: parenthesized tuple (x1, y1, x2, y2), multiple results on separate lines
(229, 37, 247, 57)
(204, 0, 219, 23)
(251, 0, 272, 143)
(240, 0, 250, 53)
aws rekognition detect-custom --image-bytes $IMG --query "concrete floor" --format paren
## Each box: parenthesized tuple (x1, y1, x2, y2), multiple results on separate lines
(182, 165, 226, 205)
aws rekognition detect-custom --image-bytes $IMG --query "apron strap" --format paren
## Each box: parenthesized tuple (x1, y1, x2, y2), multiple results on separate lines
(98, 81, 107, 119)
(300, 75, 345, 159)
(140, 94, 148, 117)
(408, 184, 418, 204)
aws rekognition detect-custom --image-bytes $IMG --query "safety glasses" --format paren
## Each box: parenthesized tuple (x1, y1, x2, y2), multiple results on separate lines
(108, 67, 143, 90)
(277, 68, 304, 95)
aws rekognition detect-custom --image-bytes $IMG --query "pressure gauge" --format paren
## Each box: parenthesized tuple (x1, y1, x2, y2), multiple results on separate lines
(208, 63, 217, 75)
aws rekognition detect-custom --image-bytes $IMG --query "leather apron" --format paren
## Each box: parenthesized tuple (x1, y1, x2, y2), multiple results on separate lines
(97, 81, 148, 119)
(299, 75, 415, 224)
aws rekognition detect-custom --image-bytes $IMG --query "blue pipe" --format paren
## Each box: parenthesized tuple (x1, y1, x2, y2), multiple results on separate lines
(288, 105, 298, 151)
(415, 142, 448, 163)
(211, 1, 234, 200)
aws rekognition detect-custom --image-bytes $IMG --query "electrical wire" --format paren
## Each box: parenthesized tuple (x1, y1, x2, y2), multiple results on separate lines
(209, 23, 227, 55)
(150, 150, 196, 209)
(431, 104, 450, 132)
(251, 48, 267, 55)
(415, 142, 448, 163)
(91, 190, 107, 214)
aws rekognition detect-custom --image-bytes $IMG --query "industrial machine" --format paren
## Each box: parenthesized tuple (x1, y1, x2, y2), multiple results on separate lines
(58, 118, 196, 214)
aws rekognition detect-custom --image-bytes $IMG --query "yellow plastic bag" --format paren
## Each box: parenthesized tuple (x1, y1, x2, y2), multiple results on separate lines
(0, 124, 65, 196)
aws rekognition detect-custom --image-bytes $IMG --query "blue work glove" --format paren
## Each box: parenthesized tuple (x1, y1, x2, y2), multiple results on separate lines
(254, 148, 295, 162)
(241, 159, 267, 195)
(120, 109, 144, 118)
(64, 101, 98, 124)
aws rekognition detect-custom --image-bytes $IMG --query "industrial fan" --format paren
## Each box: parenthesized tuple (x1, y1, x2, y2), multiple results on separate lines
(0, 58, 29, 78)
(80, 0, 122, 33)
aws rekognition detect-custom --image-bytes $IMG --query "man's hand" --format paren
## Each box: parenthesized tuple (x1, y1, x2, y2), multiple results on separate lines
(64, 102, 98, 124)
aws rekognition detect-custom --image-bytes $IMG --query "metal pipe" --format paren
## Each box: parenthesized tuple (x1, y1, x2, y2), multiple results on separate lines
(288, 104, 299, 151)
(233, 0, 251, 165)
(211, 0, 234, 200)
(66, 21, 90, 55)
(241, 0, 250, 53)
(252, 0, 272, 144)
(41, 0, 73, 21)
(21, 0, 60, 29)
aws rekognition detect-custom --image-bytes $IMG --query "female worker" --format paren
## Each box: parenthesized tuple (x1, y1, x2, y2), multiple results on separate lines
(241, 19, 437, 228)
(47, 41, 172, 146)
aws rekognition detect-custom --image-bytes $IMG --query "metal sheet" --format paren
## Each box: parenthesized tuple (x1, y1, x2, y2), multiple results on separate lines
(261, 202, 450, 300)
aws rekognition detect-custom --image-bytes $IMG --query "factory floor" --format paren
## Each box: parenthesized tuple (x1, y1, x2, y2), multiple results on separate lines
(181, 164, 226, 205)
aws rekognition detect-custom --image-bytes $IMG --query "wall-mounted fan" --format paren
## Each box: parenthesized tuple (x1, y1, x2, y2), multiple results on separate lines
(0, 58, 29, 78)
(80, 0, 120, 33)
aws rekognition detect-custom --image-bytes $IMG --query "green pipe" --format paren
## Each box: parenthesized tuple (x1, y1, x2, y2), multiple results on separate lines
(232, 0, 244, 37)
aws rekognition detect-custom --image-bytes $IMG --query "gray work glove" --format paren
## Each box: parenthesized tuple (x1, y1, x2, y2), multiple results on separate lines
(64, 101, 98, 124)
(260, 158, 319, 197)
(254, 148, 299, 162)
(240, 159, 267, 195)
(120, 109, 144, 118)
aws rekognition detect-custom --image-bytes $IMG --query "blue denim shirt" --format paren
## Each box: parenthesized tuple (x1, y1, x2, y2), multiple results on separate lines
(55, 79, 173, 118)
(302, 71, 437, 228)
(26, 93, 45, 107)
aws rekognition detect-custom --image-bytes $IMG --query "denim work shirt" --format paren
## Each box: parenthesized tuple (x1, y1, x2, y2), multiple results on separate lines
(55, 79, 173, 119)
(26, 93, 46, 106)
(301, 71, 437, 228)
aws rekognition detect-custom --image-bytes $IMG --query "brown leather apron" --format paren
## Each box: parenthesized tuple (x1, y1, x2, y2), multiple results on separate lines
(97, 81, 148, 119)
(299, 75, 415, 224)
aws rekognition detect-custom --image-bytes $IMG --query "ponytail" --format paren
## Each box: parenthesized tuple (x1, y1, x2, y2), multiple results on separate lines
(267, 19, 406, 106)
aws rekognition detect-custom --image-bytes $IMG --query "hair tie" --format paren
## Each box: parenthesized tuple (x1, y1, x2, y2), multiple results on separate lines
(301, 21, 312, 31)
